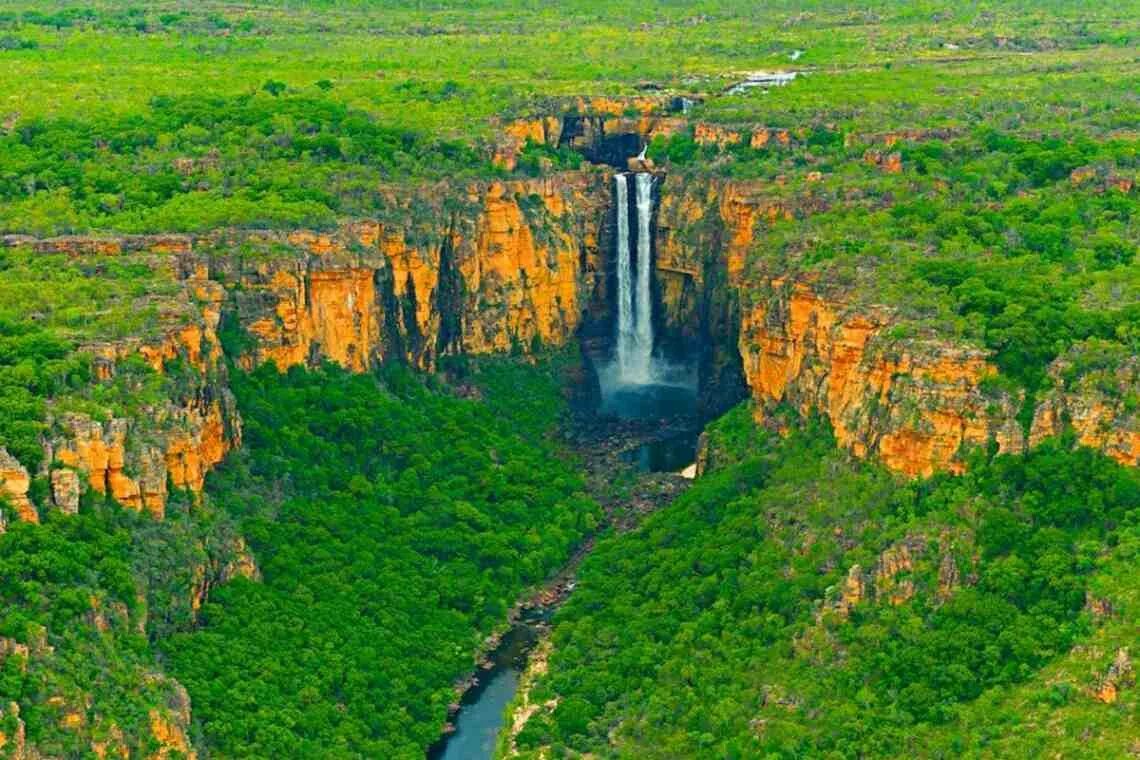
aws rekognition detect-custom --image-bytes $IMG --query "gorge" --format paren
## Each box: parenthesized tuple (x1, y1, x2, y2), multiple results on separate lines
(4, 136, 1133, 524)
(0, 5, 1137, 756)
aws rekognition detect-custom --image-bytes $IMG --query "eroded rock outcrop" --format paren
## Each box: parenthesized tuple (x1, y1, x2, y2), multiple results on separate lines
(48, 284, 240, 519)
(0, 701, 27, 760)
(1092, 648, 1134, 704)
(1030, 341, 1140, 467)
(693, 123, 799, 149)
(0, 448, 36, 525)
(0, 262, 242, 523)
(146, 679, 196, 760)
(738, 280, 1024, 476)
(190, 535, 260, 614)
(1, 621, 201, 759)
(214, 173, 607, 373)
(1, 173, 605, 524)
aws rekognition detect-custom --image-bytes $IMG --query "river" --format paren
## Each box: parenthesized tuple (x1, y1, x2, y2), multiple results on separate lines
(428, 383, 699, 759)
(426, 610, 550, 759)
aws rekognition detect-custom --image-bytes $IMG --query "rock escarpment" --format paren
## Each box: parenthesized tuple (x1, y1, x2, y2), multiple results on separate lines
(0, 611, 204, 759)
(1, 155, 1136, 522)
(210, 173, 608, 372)
(0, 172, 608, 520)
(0, 267, 239, 524)
(737, 280, 1025, 476)
(1030, 341, 1139, 467)
(653, 172, 1134, 476)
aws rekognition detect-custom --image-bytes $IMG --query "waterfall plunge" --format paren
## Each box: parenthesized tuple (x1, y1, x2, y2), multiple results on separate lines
(601, 172, 698, 420)
(614, 173, 656, 385)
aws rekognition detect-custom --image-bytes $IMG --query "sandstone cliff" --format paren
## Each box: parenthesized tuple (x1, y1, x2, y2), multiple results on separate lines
(0, 172, 608, 521)
(47, 276, 239, 519)
(1, 155, 1135, 523)
(206, 172, 608, 372)
(654, 170, 1132, 477)
(1030, 340, 1140, 467)
(0, 622, 200, 759)
(738, 279, 1025, 476)
(0, 255, 240, 522)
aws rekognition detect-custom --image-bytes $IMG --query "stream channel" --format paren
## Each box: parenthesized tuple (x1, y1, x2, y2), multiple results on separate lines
(426, 381, 699, 759)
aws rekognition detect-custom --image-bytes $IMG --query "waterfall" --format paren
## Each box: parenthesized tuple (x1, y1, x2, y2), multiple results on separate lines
(614, 172, 655, 385)
(635, 173, 654, 382)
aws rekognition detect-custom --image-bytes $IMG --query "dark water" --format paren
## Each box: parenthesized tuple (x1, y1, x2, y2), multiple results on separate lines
(622, 430, 698, 473)
(427, 610, 549, 760)
(600, 381, 697, 420)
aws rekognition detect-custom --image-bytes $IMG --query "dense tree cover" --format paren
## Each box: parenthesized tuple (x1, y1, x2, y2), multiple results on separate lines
(0, 92, 498, 234)
(857, 132, 1134, 400)
(1, 1, 1132, 233)
(0, 3, 1134, 758)
(0, 317, 83, 471)
(650, 125, 1139, 403)
(0, 491, 242, 755)
(159, 359, 599, 758)
(0, 354, 594, 757)
(517, 405, 1140, 758)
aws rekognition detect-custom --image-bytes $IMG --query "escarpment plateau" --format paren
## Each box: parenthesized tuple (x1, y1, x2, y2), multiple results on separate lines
(2, 127, 1136, 523)
(0, 171, 610, 521)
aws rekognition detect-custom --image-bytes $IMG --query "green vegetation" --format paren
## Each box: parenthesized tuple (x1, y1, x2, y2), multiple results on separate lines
(647, 122, 1137, 402)
(0, 491, 244, 756)
(0, 354, 596, 758)
(0, 0, 1134, 233)
(0, 246, 186, 471)
(159, 358, 598, 757)
(0, 93, 494, 234)
(749, 129, 1138, 398)
(0, 2, 1136, 758)
(517, 405, 1140, 758)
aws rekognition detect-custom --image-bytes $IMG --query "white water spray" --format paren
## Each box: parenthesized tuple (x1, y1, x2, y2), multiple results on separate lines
(614, 173, 656, 385)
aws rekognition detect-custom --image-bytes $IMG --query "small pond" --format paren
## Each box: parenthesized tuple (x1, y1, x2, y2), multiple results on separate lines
(621, 431, 698, 473)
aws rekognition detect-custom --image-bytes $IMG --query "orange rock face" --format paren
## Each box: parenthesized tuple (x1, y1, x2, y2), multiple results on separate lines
(52, 410, 229, 520)
(0, 702, 26, 759)
(232, 173, 605, 373)
(463, 179, 585, 354)
(494, 117, 563, 170)
(1092, 648, 1134, 704)
(1030, 346, 1139, 467)
(873, 542, 918, 605)
(46, 277, 239, 520)
(656, 177, 794, 284)
(863, 149, 903, 173)
(0, 448, 37, 524)
(738, 281, 1024, 477)
(147, 708, 196, 760)
(4, 162, 1135, 529)
(694, 122, 743, 147)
